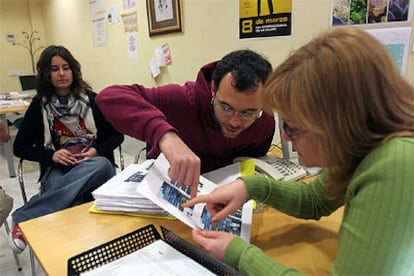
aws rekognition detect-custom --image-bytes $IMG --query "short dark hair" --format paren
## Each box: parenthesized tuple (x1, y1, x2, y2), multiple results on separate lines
(212, 49, 272, 92)
(35, 45, 91, 103)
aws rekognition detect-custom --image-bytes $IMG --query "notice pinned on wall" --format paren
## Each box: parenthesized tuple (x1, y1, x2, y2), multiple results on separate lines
(149, 58, 161, 78)
(127, 32, 138, 60)
(89, 0, 105, 18)
(365, 27, 411, 76)
(123, 0, 136, 10)
(90, 0, 107, 47)
(107, 5, 121, 25)
(154, 43, 171, 67)
(122, 11, 138, 32)
(149, 43, 172, 78)
(92, 16, 107, 47)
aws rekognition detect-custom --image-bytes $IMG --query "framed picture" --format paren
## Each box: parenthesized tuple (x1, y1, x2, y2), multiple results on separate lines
(147, 0, 182, 36)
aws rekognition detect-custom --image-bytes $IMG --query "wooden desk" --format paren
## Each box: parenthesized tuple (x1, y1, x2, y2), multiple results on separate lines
(20, 202, 343, 275)
(0, 103, 29, 177)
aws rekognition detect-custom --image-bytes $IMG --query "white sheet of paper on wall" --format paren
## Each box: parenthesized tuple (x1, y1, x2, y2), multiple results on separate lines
(154, 43, 172, 67)
(127, 32, 137, 60)
(149, 57, 161, 78)
(154, 46, 167, 67)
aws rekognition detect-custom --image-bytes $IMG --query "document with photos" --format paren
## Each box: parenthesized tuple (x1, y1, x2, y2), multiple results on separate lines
(136, 153, 253, 242)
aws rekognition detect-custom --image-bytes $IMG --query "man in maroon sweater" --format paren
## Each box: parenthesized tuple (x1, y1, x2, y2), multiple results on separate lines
(96, 50, 275, 197)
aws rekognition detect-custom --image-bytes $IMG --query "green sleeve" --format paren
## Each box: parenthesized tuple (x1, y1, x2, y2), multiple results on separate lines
(230, 138, 414, 275)
(241, 174, 342, 219)
(331, 138, 414, 275)
(225, 237, 303, 276)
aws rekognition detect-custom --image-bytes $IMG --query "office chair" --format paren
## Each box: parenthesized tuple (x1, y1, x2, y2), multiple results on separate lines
(1, 185, 22, 272)
(134, 145, 148, 164)
(118, 145, 125, 171)
(16, 159, 38, 276)
(2, 220, 23, 271)
(15, 146, 124, 276)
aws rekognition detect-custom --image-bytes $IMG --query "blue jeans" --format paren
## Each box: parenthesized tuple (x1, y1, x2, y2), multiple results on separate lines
(12, 156, 115, 224)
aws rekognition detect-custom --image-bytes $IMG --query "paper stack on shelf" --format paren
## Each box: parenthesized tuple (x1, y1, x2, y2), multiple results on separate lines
(0, 91, 32, 103)
(91, 160, 171, 217)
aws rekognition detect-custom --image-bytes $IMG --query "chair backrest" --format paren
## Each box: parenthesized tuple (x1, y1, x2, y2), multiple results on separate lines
(17, 159, 41, 204)
(0, 186, 13, 226)
(118, 145, 124, 170)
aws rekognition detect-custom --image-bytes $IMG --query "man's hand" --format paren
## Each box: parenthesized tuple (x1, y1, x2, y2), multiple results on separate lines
(159, 131, 200, 198)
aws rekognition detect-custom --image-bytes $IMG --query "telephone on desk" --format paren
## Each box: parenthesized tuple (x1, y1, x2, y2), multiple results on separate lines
(234, 155, 307, 181)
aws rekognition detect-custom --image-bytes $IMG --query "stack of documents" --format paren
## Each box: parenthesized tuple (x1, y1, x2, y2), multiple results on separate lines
(92, 160, 171, 217)
(92, 154, 255, 241)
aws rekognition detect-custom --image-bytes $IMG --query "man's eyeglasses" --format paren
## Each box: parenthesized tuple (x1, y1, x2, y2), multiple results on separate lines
(212, 98, 263, 121)
(282, 121, 308, 140)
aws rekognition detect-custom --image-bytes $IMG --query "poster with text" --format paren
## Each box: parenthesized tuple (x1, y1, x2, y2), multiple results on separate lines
(239, 0, 292, 39)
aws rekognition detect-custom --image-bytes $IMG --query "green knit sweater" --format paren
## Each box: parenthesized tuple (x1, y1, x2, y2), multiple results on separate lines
(225, 137, 414, 275)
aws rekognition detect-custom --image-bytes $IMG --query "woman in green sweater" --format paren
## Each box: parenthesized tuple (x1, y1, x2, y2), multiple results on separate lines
(183, 26, 414, 275)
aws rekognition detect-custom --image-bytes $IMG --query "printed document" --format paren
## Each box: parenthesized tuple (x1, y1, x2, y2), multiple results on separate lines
(137, 153, 253, 242)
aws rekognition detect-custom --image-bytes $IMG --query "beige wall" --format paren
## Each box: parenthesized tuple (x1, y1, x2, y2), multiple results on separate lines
(2, 0, 413, 94)
(37, 0, 336, 92)
(0, 0, 42, 90)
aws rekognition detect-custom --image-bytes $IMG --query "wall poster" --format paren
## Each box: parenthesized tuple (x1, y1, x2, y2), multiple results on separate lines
(332, 0, 411, 25)
(239, 0, 292, 39)
(366, 27, 411, 75)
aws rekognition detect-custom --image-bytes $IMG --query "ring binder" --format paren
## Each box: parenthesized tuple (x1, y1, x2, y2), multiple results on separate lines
(160, 226, 240, 275)
(67, 224, 240, 275)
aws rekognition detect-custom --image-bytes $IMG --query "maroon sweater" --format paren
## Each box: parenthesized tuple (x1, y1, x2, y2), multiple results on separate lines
(96, 61, 275, 173)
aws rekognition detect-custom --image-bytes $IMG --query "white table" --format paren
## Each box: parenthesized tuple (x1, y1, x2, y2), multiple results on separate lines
(0, 100, 29, 177)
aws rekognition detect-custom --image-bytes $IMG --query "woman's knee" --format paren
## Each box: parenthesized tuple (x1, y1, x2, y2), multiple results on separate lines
(92, 156, 112, 167)
(87, 156, 115, 176)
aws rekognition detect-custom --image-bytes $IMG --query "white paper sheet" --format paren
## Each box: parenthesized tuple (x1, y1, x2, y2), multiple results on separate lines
(136, 153, 253, 242)
(82, 240, 215, 276)
(149, 57, 161, 78)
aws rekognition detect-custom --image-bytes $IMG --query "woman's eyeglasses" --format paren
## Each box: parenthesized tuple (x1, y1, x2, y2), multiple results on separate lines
(282, 121, 308, 140)
(212, 98, 262, 121)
